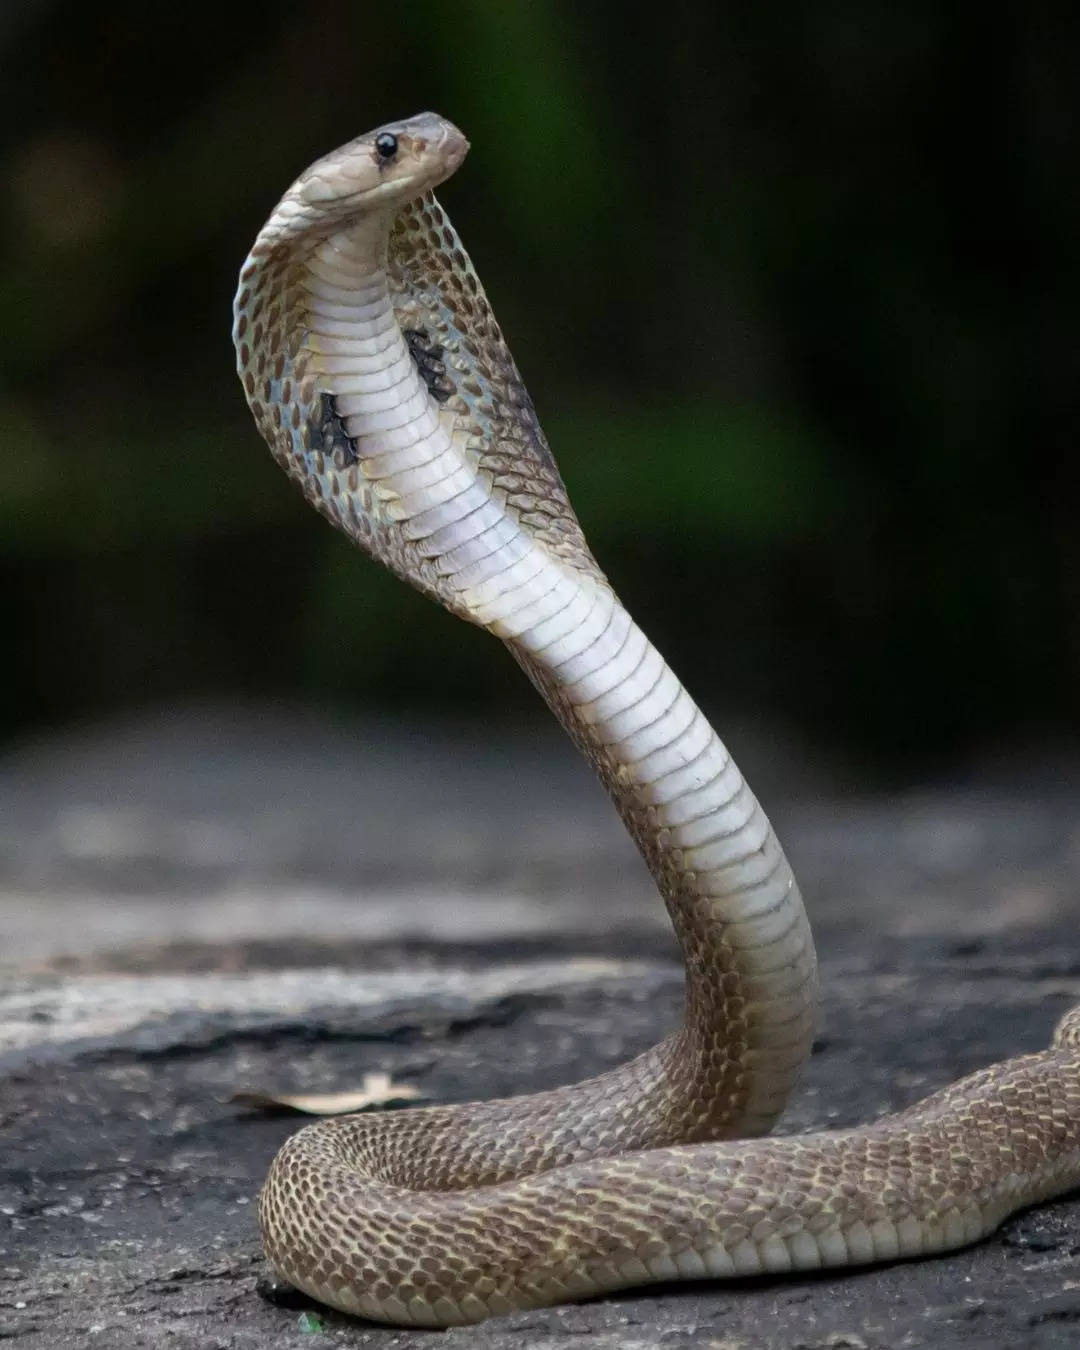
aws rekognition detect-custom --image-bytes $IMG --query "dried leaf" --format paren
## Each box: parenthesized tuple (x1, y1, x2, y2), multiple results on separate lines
(230, 1071, 422, 1115)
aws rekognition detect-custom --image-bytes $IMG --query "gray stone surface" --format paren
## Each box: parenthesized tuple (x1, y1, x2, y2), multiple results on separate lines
(2, 705, 1080, 1349)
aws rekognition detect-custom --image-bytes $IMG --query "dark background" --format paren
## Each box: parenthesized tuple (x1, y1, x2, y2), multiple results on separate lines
(3, 2, 1077, 780)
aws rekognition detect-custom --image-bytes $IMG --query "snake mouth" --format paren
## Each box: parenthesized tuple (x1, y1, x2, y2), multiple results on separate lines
(385, 120, 468, 206)
(433, 119, 470, 175)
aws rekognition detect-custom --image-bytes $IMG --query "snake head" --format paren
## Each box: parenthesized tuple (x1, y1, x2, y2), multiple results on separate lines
(271, 113, 469, 240)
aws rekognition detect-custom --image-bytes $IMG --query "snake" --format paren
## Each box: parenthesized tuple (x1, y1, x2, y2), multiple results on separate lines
(233, 112, 1080, 1327)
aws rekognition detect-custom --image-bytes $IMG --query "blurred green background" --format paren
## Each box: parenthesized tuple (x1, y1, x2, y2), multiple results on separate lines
(2, 2, 1077, 776)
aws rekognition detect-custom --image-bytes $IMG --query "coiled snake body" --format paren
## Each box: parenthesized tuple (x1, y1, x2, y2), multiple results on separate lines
(234, 113, 1080, 1326)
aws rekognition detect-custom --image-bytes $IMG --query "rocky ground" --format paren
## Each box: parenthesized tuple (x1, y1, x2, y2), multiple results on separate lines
(2, 704, 1079, 1349)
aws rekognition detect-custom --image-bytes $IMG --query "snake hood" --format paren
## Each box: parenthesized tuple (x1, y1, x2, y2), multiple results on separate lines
(234, 111, 602, 615)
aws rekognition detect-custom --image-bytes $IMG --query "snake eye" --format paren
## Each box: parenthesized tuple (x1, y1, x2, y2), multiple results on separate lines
(374, 132, 398, 161)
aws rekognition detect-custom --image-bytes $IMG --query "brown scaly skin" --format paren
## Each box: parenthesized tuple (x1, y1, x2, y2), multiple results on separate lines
(236, 113, 1080, 1328)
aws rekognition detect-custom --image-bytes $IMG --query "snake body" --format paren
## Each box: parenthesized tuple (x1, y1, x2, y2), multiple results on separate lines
(234, 113, 1080, 1326)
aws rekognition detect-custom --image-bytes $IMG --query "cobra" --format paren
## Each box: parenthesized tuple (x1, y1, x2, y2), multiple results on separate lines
(233, 111, 1080, 1327)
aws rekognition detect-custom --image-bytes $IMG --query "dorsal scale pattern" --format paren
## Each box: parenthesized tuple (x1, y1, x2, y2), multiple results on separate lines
(389, 194, 606, 583)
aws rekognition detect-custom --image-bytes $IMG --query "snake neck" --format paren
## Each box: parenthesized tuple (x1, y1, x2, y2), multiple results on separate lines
(508, 606, 817, 1139)
(235, 190, 817, 1142)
